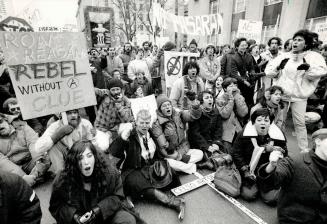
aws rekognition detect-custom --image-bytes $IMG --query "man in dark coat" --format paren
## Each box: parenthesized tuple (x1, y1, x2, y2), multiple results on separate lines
(257, 128, 327, 224)
(230, 37, 256, 108)
(188, 90, 223, 155)
(0, 171, 42, 224)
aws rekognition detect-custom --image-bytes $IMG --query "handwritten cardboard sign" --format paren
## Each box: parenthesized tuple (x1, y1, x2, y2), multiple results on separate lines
(0, 32, 97, 119)
(237, 19, 263, 44)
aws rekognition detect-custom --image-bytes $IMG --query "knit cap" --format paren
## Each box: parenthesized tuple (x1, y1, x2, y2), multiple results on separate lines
(163, 41, 176, 51)
(189, 39, 198, 47)
(107, 78, 123, 90)
(156, 94, 171, 110)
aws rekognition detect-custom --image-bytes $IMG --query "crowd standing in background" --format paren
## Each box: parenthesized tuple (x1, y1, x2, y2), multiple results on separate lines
(1, 29, 327, 224)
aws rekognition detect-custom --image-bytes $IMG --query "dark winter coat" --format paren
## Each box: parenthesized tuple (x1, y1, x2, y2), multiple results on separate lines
(231, 122, 287, 171)
(0, 171, 41, 224)
(188, 108, 223, 151)
(257, 151, 327, 224)
(49, 159, 125, 224)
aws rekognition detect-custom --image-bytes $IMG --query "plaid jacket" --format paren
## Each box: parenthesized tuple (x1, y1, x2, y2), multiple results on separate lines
(94, 95, 134, 141)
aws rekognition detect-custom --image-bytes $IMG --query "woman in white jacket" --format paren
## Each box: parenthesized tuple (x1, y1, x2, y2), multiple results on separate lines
(265, 29, 327, 152)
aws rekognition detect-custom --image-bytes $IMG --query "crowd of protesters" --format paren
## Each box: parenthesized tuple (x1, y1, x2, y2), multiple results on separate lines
(1, 29, 327, 224)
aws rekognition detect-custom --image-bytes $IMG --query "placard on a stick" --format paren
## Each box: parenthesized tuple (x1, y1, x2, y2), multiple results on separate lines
(0, 32, 97, 120)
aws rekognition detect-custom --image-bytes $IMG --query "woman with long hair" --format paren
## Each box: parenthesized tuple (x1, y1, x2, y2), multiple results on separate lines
(49, 141, 141, 224)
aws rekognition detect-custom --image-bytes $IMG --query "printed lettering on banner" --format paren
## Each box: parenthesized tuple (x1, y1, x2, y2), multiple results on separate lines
(315, 23, 327, 43)
(164, 51, 200, 92)
(130, 94, 157, 125)
(0, 32, 97, 120)
(237, 19, 263, 44)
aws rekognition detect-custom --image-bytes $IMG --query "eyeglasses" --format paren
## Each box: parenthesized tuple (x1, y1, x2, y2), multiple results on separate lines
(9, 107, 20, 113)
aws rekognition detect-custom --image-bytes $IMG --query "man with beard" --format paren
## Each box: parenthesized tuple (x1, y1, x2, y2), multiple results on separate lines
(94, 78, 134, 145)
(3, 98, 44, 136)
(102, 47, 124, 76)
(0, 113, 50, 186)
(231, 108, 287, 204)
(142, 41, 152, 58)
(260, 37, 283, 89)
(119, 42, 133, 81)
(35, 109, 95, 174)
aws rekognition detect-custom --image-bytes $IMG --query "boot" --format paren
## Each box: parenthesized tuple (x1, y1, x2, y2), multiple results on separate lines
(150, 189, 186, 221)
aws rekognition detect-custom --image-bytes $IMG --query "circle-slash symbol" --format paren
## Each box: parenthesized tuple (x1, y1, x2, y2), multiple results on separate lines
(67, 77, 79, 89)
(167, 56, 181, 76)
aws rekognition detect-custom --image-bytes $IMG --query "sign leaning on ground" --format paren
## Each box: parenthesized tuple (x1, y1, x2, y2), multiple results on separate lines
(164, 51, 200, 93)
(0, 32, 97, 120)
(237, 19, 263, 44)
(152, 2, 223, 36)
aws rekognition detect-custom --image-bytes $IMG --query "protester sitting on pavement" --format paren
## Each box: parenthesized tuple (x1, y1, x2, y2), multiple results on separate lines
(128, 48, 151, 83)
(50, 141, 141, 224)
(127, 71, 154, 98)
(94, 78, 134, 145)
(3, 97, 44, 136)
(250, 86, 286, 130)
(188, 90, 223, 168)
(265, 29, 327, 153)
(109, 109, 185, 221)
(257, 128, 327, 223)
(0, 170, 42, 224)
(0, 113, 50, 186)
(35, 109, 100, 174)
(170, 61, 205, 109)
(199, 43, 221, 90)
(231, 108, 287, 204)
(151, 94, 203, 174)
(216, 77, 248, 153)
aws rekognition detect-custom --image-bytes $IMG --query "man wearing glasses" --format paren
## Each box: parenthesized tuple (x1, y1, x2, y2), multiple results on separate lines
(3, 98, 44, 136)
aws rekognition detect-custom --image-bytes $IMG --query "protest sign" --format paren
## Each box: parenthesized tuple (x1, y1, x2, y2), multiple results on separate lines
(153, 3, 223, 36)
(130, 94, 157, 125)
(164, 51, 200, 92)
(237, 19, 263, 43)
(315, 23, 327, 43)
(0, 32, 97, 120)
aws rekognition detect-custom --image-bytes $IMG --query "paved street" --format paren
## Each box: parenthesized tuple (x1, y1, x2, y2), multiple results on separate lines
(35, 117, 304, 224)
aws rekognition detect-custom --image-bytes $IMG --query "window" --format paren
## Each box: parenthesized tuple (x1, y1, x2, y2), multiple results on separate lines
(306, 0, 327, 19)
(264, 0, 283, 6)
(262, 1, 282, 26)
(233, 0, 247, 13)
(210, 0, 220, 14)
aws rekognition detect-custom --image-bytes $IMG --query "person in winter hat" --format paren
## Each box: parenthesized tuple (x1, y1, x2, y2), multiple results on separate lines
(265, 29, 327, 153)
(151, 94, 203, 174)
(189, 39, 198, 53)
(94, 78, 134, 146)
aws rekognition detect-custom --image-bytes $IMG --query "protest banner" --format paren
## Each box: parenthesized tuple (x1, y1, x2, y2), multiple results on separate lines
(315, 22, 327, 43)
(0, 31, 97, 120)
(130, 94, 157, 125)
(152, 2, 223, 36)
(164, 51, 200, 93)
(237, 19, 263, 44)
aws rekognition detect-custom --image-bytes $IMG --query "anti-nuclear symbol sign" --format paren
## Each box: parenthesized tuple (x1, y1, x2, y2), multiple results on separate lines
(167, 56, 181, 76)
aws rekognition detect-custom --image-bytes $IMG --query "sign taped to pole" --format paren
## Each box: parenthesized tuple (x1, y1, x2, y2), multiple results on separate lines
(237, 19, 263, 44)
(315, 23, 327, 43)
(0, 32, 97, 120)
(164, 51, 200, 92)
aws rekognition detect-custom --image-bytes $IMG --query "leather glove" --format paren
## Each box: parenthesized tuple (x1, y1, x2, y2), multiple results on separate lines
(181, 154, 191, 163)
(277, 58, 289, 70)
(185, 91, 196, 101)
(51, 125, 74, 144)
(297, 58, 310, 71)
(73, 214, 84, 224)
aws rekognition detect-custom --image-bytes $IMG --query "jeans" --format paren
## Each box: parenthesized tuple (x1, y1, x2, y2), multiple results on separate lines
(283, 100, 308, 152)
